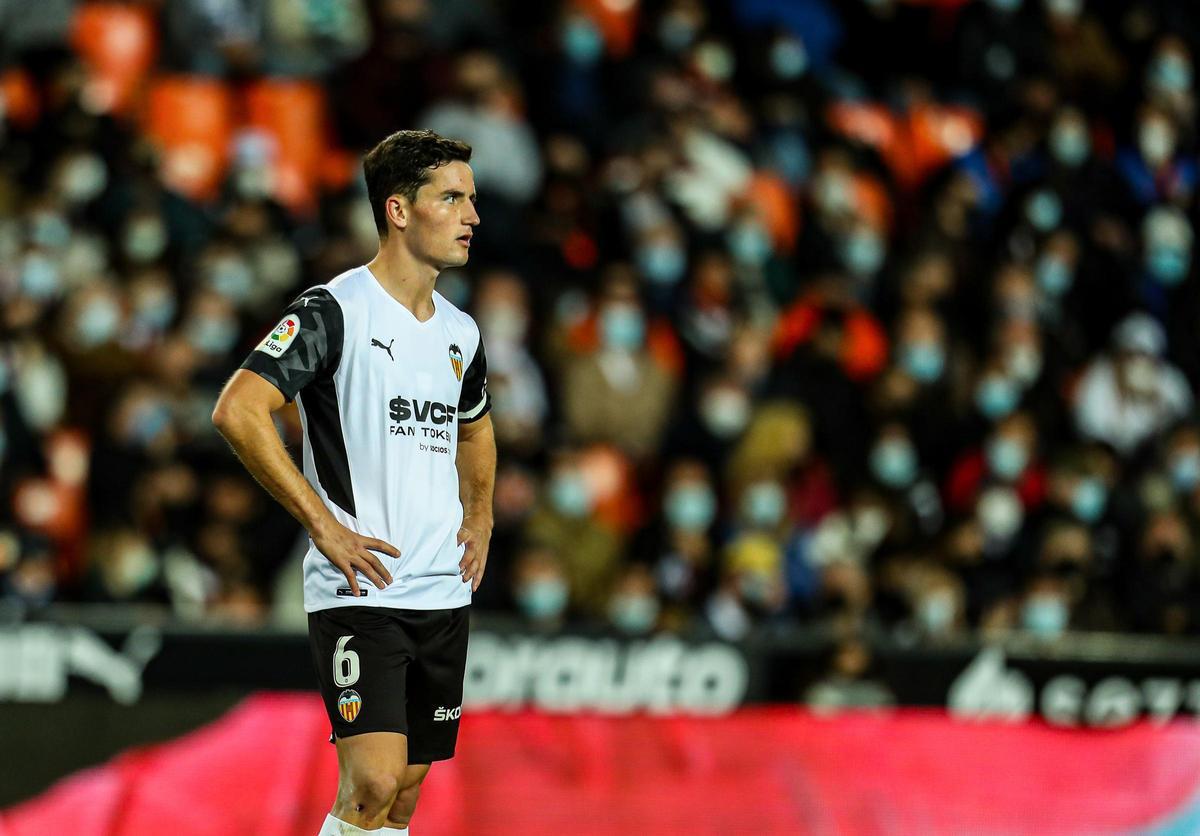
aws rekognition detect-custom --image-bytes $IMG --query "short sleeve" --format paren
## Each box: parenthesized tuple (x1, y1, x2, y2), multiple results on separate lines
(457, 333, 491, 423)
(240, 289, 343, 402)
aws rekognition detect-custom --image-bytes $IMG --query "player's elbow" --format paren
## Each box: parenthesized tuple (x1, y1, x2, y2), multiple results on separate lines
(212, 392, 249, 438)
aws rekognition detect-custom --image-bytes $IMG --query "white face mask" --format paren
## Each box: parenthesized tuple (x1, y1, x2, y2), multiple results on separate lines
(1139, 121, 1176, 167)
(15, 356, 67, 431)
(701, 388, 750, 439)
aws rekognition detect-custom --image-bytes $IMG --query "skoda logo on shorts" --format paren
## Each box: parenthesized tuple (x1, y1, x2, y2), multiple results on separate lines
(338, 689, 362, 723)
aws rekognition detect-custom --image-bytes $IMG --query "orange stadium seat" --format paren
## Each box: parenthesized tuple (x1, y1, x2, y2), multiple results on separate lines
(70, 2, 158, 117)
(244, 80, 331, 214)
(142, 77, 235, 202)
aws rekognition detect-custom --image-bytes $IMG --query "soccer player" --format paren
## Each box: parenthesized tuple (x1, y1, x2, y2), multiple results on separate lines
(212, 130, 495, 835)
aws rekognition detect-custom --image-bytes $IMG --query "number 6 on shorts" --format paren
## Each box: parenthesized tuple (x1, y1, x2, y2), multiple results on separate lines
(334, 635, 360, 686)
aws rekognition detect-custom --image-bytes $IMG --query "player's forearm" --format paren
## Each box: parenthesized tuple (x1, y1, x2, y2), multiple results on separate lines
(456, 422, 496, 526)
(213, 403, 337, 537)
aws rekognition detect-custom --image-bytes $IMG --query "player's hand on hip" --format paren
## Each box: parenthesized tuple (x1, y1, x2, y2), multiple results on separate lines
(311, 520, 399, 597)
(457, 516, 492, 592)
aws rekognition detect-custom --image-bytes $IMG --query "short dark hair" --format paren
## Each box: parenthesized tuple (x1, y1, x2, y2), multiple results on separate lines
(362, 129, 473, 236)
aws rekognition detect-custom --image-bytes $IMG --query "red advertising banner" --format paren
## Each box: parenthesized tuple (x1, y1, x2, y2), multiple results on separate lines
(5, 693, 1200, 835)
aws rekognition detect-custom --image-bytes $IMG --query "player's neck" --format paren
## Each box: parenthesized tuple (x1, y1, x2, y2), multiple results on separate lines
(367, 246, 439, 321)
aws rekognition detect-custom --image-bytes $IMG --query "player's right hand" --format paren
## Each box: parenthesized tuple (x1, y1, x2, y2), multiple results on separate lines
(311, 520, 399, 596)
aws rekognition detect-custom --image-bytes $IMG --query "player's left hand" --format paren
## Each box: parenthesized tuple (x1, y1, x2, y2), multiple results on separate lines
(457, 516, 492, 592)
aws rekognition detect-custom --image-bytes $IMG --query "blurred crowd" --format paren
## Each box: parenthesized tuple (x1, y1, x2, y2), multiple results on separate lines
(3, 0, 1200, 646)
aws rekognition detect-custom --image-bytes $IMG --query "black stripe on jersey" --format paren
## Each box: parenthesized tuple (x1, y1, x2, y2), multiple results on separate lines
(457, 334, 491, 423)
(241, 288, 356, 516)
(301, 373, 356, 518)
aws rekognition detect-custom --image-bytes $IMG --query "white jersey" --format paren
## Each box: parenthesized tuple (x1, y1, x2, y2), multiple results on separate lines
(241, 266, 490, 612)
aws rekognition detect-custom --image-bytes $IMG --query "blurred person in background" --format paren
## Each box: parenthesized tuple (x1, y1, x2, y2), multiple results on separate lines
(1073, 311, 1193, 457)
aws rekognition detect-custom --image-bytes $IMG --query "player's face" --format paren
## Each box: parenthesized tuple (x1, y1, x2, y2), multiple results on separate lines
(407, 161, 480, 270)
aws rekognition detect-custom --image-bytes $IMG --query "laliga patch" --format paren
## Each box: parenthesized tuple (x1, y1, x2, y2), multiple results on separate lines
(338, 689, 362, 722)
(256, 315, 301, 357)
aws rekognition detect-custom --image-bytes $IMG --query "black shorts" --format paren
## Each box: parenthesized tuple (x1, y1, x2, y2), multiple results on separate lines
(308, 605, 470, 763)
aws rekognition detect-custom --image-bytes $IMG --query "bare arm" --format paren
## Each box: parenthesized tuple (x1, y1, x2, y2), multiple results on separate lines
(455, 413, 496, 592)
(212, 369, 397, 595)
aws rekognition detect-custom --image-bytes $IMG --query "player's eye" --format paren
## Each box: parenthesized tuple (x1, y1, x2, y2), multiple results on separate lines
(444, 194, 456, 203)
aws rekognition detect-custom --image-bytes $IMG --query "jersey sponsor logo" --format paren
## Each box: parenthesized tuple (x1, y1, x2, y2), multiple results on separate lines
(449, 343, 464, 381)
(433, 704, 462, 721)
(256, 316, 300, 357)
(389, 396, 457, 425)
(338, 688, 362, 722)
(336, 587, 369, 597)
(371, 337, 395, 361)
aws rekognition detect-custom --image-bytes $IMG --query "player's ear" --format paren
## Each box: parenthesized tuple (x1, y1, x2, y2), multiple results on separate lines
(386, 194, 409, 231)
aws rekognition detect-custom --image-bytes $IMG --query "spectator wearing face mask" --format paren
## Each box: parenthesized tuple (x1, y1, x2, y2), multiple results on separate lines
(1137, 206, 1194, 319)
(874, 305, 962, 475)
(511, 545, 571, 631)
(1073, 312, 1193, 456)
(522, 450, 623, 618)
(561, 278, 680, 460)
(606, 562, 662, 637)
(945, 410, 1047, 517)
(636, 459, 719, 627)
(865, 422, 944, 541)
(473, 270, 548, 458)
(1116, 103, 1197, 208)
(1015, 573, 1074, 640)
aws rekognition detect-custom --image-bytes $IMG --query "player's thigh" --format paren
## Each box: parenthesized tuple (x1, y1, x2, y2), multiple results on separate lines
(309, 606, 414, 740)
(336, 731, 409, 786)
(403, 606, 470, 763)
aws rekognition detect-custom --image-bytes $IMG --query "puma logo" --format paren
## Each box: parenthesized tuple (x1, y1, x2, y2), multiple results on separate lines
(371, 338, 394, 361)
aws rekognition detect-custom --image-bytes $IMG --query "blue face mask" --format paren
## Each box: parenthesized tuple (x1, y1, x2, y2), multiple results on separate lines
(518, 578, 569, 620)
(919, 593, 955, 633)
(840, 230, 885, 277)
(549, 472, 591, 518)
(1026, 191, 1063, 233)
(1150, 55, 1193, 95)
(21, 253, 62, 300)
(78, 298, 121, 346)
(975, 376, 1020, 420)
(209, 258, 254, 304)
(871, 439, 918, 489)
(901, 342, 945, 383)
(766, 132, 810, 186)
(770, 38, 807, 79)
(664, 484, 717, 532)
(1071, 477, 1107, 523)
(188, 316, 239, 355)
(986, 436, 1029, 481)
(727, 223, 772, 266)
(1146, 247, 1190, 285)
(1036, 254, 1074, 296)
(609, 594, 660, 634)
(599, 305, 646, 351)
(129, 401, 172, 446)
(1170, 451, 1200, 492)
(1050, 123, 1089, 168)
(743, 482, 786, 527)
(636, 243, 686, 285)
(1022, 595, 1068, 638)
(136, 293, 177, 330)
(562, 17, 603, 66)
(29, 212, 71, 249)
